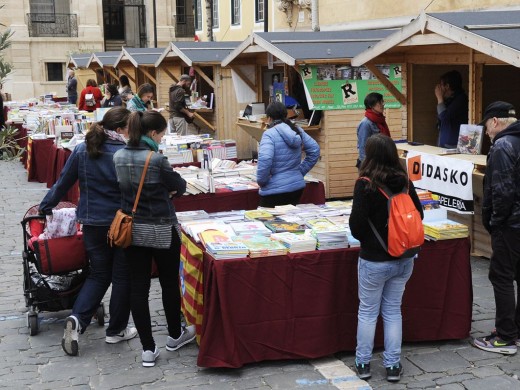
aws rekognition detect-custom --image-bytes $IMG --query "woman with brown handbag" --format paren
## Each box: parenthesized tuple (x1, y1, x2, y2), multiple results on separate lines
(113, 111, 194, 367)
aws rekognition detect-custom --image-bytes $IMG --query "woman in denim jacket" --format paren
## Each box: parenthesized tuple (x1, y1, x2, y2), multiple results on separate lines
(39, 107, 137, 356)
(113, 111, 195, 367)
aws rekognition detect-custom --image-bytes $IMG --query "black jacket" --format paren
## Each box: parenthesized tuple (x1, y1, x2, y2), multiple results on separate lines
(483, 120, 520, 232)
(350, 175, 423, 261)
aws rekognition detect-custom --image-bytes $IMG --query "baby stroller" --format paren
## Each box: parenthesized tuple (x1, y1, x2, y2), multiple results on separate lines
(21, 202, 105, 335)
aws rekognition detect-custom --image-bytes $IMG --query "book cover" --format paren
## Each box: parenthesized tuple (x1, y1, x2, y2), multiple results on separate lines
(457, 124, 484, 155)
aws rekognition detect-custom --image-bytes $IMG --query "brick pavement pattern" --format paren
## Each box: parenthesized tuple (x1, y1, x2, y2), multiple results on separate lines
(0, 159, 519, 389)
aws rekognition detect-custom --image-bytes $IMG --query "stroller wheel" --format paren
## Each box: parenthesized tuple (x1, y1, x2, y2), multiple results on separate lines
(96, 303, 105, 326)
(27, 312, 39, 336)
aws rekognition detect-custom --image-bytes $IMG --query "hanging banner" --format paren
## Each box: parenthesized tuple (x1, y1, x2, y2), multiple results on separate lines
(299, 64, 402, 110)
(406, 151, 474, 213)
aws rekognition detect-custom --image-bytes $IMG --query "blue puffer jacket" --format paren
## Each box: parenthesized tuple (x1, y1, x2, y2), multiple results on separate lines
(256, 121, 320, 196)
(39, 139, 125, 226)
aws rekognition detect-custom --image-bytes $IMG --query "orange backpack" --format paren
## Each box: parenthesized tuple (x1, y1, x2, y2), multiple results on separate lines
(360, 177, 424, 258)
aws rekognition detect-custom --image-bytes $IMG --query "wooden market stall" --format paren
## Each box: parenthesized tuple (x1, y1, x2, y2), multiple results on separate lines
(221, 30, 400, 197)
(86, 51, 123, 88)
(113, 47, 165, 105)
(350, 9, 520, 257)
(154, 41, 241, 138)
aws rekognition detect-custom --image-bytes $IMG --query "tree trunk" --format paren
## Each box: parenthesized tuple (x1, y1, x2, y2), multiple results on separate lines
(205, 0, 213, 41)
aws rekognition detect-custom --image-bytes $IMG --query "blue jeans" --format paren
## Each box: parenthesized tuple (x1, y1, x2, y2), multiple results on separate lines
(73, 225, 131, 336)
(356, 257, 414, 367)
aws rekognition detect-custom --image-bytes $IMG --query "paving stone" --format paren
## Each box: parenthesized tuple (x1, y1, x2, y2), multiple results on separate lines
(407, 350, 470, 372)
(463, 375, 520, 389)
(436, 373, 475, 385)
(469, 365, 505, 378)
(436, 385, 465, 390)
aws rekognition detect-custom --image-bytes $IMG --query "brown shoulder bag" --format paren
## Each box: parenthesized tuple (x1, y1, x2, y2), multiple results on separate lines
(108, 151, 153, 248)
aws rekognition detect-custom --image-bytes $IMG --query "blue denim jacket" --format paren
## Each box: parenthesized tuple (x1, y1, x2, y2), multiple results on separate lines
(113, 143, 186, 225)
(39, 139, 126, 226)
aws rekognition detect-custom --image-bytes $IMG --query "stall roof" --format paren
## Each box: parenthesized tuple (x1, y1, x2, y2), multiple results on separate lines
(87, 51, 122, 68)
(155, 41, 241, 67)
(221, 30, 396, 67)
(351, 10, 520, 67)
(68, 53, 91, 69)
(114, 47, 165, 68)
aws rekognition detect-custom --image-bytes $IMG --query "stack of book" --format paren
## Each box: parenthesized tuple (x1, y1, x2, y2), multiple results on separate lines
(199, 229, 249, 260)
(234, 235, 289, 258)
(176, 210, 209, 224)
(423, 219, 469, 240)
(416, 189, 441, 210)
(244, 209, 275, 221)
(229, 221, 272, 237)
(270, 232, 317, 253)
(306, 218, 349, 250)
(264, 219, 307, 234)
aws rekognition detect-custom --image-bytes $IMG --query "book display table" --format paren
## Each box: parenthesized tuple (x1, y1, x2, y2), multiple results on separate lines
(173, 181, 325, 213)
(180, 235, 472, 368)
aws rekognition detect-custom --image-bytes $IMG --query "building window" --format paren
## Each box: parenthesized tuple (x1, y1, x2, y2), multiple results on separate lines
(231, 0, 240, 25)
(255, 0, 264, 22)
(212, 0, 219, 29)
(177, 0, 186, 24)
(46, 62, 64, 81)
(194, 0, 202, 30)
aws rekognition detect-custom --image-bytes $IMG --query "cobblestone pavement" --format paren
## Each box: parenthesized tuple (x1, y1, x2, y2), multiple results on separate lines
(0, 159, 519, 389)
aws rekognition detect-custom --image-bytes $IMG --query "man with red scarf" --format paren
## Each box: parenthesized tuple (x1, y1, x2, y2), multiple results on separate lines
(356, 92, 390, 169)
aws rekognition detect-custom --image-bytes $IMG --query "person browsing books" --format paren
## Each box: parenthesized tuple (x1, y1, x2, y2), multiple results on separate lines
(356, 92, 390, 169)
(39, 107, 136, 356)
(256, 101, 320, 207)
(126, 83, 154, 112)
(113, 111, 195, 367)
(349, 134, 423, 383)
(473, 101, 520, 355)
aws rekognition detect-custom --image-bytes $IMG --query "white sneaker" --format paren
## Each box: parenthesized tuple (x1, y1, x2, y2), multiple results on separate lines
(142, 347, 160, 367)
(165, 325, 196, 351)
(62, 315, 80, 356)
(105, 326, 138, 344)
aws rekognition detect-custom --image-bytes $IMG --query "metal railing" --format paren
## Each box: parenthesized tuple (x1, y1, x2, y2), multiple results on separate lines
(173, 14, 195, 38)
(26, 13, 78, 38)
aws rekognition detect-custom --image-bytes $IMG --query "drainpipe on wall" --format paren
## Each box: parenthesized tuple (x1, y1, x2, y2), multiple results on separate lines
(311, 0, 320, 32)
(264, 0, 268, 32)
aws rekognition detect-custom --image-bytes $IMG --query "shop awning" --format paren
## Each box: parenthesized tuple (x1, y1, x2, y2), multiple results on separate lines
(114, 47, 165, 68)
(222, 30, 395, 67)
(86, 51, 121, 69)
(67, 53, 91, 69)
(155, 41, 241, 67)
(351, 10, 520, 67)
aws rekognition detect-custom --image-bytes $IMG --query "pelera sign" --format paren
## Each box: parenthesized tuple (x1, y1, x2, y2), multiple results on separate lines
(406, 151, 474, 213)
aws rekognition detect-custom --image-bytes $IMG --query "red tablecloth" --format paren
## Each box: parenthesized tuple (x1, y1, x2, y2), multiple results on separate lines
(27, 138, 79, 203)
(27, 138, 56, 183)
(180, 237, 472, 368)
(173, 181, 326, 213)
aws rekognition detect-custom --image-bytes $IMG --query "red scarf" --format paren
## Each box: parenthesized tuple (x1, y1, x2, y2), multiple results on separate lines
(365, 108, 391, 137)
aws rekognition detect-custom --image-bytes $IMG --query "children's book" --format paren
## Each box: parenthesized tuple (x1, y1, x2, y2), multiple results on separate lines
(457, 124, 484, 155)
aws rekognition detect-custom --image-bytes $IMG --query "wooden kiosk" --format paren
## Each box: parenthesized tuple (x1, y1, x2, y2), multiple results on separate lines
(113, 47, 165, 105)
(86, 51, 123, 88)
(154, 41, 240, 139)
(350, 10, 520, 257)
(221, 30, 401, 198)
(67, 53, 96, 92)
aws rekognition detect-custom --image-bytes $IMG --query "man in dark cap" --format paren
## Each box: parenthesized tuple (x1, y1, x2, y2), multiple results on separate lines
(168, 74, 195, 135)
(474, 101, 520, 355)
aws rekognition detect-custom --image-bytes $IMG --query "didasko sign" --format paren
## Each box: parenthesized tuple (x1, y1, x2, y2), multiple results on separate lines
(300, 64, 403, 110)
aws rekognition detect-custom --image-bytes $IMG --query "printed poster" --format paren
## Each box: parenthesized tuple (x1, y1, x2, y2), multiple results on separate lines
(300, 64, 402, 110)
(406, 151, 474, 213)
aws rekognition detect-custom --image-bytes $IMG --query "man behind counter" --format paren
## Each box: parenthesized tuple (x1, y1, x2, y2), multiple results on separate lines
(434, 70, 468, 148)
